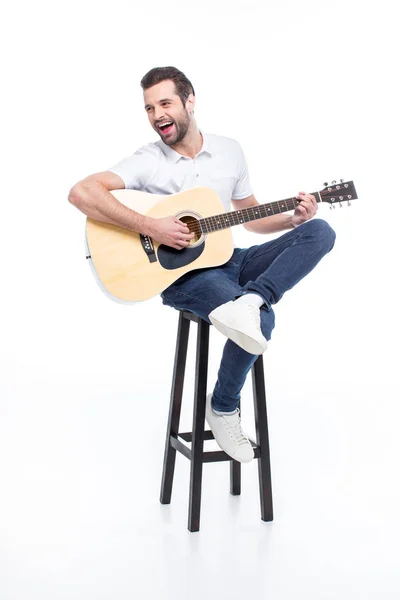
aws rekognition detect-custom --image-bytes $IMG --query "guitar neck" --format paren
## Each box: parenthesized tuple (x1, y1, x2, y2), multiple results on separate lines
(199, 192, 321, 233)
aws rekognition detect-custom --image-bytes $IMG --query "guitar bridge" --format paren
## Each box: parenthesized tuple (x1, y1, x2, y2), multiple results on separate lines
(140, 234, 157, 263)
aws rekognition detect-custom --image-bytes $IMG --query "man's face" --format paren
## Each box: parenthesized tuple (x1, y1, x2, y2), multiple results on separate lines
(144, 80, 192, 146)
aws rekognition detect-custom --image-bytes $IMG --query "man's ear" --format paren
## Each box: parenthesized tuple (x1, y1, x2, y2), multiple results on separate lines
(186, 93, 196, 114)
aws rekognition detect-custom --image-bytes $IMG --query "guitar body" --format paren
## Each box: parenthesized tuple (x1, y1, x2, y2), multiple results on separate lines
(85, 186, 234, 302)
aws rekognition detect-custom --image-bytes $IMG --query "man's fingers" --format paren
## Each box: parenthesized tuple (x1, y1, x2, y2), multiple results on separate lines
(175, 236, 192, 248)
(173, 221, 194, 238)
(297, 193, 316, 202)
(294, 191, 318, 224)
(296, 195, 316, 211)
(175, 219, 191, 230)
(178, 232, 194, 241)
(172, 241, 187, 250)
(177, 225, 193, 236)
(306, 194, 316, 205)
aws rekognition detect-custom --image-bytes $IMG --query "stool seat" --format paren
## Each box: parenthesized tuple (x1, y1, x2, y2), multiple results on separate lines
(160, 310, 273, 532)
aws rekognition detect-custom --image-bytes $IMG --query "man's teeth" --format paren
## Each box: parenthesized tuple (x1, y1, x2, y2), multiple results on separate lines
(159, 122, 173, 129)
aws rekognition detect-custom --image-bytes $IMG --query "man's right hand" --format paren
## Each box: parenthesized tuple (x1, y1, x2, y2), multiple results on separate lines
(144, 215, 195, 250)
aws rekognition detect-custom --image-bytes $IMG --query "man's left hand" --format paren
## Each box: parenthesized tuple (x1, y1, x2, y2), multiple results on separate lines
(292, 192, 318, 227)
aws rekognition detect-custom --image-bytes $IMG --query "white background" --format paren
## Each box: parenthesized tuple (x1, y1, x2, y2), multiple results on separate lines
(1, 0, 399, 598)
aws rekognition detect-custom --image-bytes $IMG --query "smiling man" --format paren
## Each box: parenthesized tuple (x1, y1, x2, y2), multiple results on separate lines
(68, 66, 336, 463)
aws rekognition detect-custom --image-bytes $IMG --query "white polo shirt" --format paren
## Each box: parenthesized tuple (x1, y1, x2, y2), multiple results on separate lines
(109, 132, 253, 211)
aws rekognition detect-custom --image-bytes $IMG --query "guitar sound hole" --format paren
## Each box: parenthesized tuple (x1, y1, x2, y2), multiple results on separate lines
(179, 215, 201, 245)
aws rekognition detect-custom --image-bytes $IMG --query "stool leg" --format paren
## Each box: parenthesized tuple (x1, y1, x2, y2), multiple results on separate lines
(230, 461, 241, 495)
(252, 356, 273, 521)
(160, 312, 190, 505)
(230, 401, 241, 495)
(188, 318, 209, 532)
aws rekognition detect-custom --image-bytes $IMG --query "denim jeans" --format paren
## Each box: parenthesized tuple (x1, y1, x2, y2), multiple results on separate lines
(161, 218, 336, 413)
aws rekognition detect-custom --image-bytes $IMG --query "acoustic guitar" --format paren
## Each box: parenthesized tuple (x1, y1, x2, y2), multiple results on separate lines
(85, 180, 357, 302)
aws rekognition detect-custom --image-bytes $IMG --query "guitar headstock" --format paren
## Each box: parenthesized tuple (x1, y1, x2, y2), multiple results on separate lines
(319, 180, 358, 208)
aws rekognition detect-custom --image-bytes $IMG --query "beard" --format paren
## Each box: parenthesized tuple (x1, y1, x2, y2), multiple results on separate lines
(156, 109, 190, 146)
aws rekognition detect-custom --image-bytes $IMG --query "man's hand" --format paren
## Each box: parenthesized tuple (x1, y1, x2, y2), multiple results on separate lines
(144, 215, 195, 250)
(292, 192, 318, 227)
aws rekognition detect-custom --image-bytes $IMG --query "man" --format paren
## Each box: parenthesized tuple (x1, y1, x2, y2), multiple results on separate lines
(68, 66, 336, 464)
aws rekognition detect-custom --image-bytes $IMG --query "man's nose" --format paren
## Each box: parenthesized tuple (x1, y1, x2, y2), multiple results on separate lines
(154, 106, 166, 121)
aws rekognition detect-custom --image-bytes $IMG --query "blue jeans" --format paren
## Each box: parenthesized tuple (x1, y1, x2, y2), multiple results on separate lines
(161, 218, 336, 413)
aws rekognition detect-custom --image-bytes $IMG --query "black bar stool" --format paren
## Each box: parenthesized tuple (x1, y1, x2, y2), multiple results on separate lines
(160, 310, 273, 532)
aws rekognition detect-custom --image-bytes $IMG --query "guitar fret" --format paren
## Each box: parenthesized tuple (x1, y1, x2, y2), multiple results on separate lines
(199, 192, 319, 234)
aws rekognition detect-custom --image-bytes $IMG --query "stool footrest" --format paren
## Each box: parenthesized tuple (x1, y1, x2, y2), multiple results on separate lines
(169, 434, 261, 462)
(180, 431, 259, 450)
(170, 436, 192, 460)
(179, 430, 214, 442)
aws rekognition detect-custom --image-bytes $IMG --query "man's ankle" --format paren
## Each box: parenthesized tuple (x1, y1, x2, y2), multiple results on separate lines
(235, 293, 264, 308)
(212, 407, 237, 416)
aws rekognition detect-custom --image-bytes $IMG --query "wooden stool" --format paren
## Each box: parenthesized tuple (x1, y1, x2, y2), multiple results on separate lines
(160, 310, 273, 532)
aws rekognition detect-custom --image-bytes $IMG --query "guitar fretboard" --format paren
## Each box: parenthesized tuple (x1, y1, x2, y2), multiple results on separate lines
(199, 192, 320, 233)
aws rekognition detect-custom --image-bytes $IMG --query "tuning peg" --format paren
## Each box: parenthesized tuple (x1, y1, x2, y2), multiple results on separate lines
(331, 180, 337, 184)
(323, 182, 328, 187)
(347, 200, 351, 206)
(340, 178, 344, 183)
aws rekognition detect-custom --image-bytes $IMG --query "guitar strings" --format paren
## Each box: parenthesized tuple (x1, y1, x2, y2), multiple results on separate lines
(184, 200, 299, 235)
(182, 193, 328, 235)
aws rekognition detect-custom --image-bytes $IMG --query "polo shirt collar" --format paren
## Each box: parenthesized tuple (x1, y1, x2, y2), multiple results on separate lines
(158, 131, 211, 163)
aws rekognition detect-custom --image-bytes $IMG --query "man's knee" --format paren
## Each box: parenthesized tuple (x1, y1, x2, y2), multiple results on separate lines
(304, 218, 336, 251)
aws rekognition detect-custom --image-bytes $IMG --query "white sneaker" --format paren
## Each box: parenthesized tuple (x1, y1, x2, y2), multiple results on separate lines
(209, 301, 268, 355)
(206, 394, 254, 463)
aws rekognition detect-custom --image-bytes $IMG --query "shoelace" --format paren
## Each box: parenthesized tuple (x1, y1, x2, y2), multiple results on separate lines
(223, 411, 250, 447)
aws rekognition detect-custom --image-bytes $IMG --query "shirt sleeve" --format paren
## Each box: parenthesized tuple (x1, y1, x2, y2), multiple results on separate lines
(232, 142, 253, 200)
(108, 145, 158, 190)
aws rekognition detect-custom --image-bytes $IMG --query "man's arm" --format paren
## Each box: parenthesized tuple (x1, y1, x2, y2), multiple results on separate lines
(232, 193, 318, 233)
(68, 171, 149, 232)
(68, 171, 194, 250)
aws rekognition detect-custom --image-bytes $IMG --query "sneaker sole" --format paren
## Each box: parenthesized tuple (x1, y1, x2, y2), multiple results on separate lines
(209, 314, 267, 355)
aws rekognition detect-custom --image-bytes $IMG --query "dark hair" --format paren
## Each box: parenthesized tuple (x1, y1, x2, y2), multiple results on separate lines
(140, 66, 195, 106)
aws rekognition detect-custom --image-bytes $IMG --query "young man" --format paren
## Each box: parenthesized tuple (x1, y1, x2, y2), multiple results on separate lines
(68, 66, 336, 464)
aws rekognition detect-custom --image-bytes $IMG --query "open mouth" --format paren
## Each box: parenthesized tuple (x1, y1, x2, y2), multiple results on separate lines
(158, 121, 174, 135)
